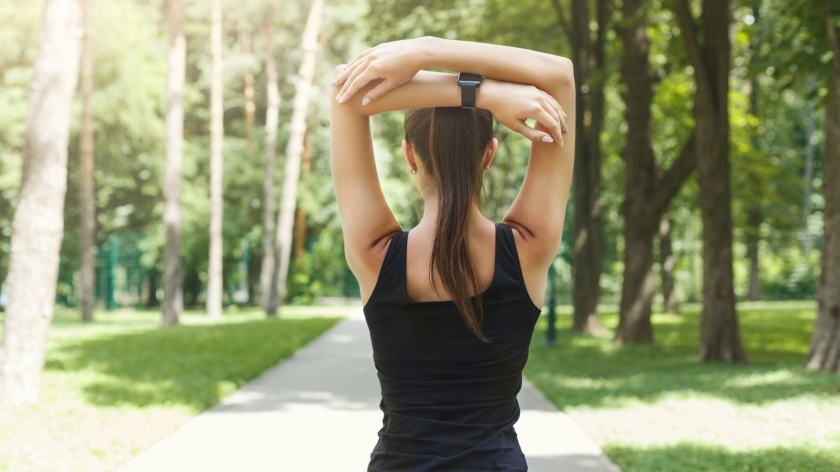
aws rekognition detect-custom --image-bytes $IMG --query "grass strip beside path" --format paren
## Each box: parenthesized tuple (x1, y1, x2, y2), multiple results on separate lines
(525, 302, 840, 472)
(0, 307, 343, 472)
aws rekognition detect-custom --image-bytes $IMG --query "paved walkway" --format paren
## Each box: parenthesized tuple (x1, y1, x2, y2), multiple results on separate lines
(119, 311, 620, 471)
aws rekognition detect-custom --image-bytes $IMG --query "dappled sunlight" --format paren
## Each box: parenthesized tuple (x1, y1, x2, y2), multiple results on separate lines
(44, 316, 340, 412)
(603, 442, 840, 472)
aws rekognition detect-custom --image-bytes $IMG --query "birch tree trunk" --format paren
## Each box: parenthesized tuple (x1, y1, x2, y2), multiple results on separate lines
(258, 8, 281, 311)
(162, 0, 186, 327)
(0, 0, 82, 404)
(79, 0, 95, 323)
(674, 0, 746, 362)
(805, 4, 840, 373)
(206, 0, 224, 319)
(266, 0, 324, 316)
(239, 23, 256, 155)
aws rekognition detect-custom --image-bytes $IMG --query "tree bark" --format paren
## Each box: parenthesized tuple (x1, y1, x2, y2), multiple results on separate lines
(551, 0, 607, 334)
(747, 208, 762, 301)
(258, 8, 281, 311)
(614, 0, 696, 343)
(78, 0, 95, 323)
(0, 0, 83, 404)
(266, 0, 324, 316)
(206, 0, 224, 320)
(162, 0, 185, 327)
(659, 213, 680, 314)
(802, 80, 816, 256)
(239, 23, 256, 155)
(293, 126, 314, 263)
(805, 3, 840, 373)
(674, 0, 746, 362)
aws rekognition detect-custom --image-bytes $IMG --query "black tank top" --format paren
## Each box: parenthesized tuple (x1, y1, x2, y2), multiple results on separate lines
(363, 222, 542, 471)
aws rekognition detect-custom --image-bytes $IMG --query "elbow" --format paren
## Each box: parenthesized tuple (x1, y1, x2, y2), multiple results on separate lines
(552, 56, 574, 88)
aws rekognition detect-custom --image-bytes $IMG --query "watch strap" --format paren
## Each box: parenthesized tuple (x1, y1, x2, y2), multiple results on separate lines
(461, 84, 477, 108)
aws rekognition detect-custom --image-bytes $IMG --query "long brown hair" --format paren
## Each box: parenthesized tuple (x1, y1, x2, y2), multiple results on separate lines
(404, 107, 494, 341)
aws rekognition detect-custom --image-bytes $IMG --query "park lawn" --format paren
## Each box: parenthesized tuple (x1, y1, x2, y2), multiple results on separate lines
(0, 306, 343, 472)
(525, 301, 840, 472)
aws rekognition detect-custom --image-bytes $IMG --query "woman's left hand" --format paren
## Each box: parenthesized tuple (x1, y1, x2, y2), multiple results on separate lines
(333, 38, 428, 105)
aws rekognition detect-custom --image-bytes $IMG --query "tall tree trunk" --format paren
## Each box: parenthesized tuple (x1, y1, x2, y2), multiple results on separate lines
(0, 0, 83, 404)
(802, 79, 817, 256)
(674, 0, 746, 362)
(659, 213, 680, 314)
(551, 0, 607, 334)
(266, 0, 324, 316)
(747, 208, 762, 301)
(79, 0, 95, 323)
(206, 0, 224, 320)
(146, 266, 159, 307)
(805, 3, 840, 373)
(258, 8, 281, 311)
(614, 0, 696, 343)
(162, 0, 185, 327)
(239, 23, 256, 155)
(293, 126, 314, 263)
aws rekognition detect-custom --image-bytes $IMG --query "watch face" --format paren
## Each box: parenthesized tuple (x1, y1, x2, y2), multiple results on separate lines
(458, 73, 483, 86)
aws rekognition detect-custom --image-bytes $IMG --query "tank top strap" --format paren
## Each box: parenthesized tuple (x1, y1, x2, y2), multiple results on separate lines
(366, 231, 410, 305)
(493, 223, 529, 292)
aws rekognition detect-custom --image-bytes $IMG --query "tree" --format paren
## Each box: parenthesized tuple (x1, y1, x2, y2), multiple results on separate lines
(805, 1, 840, 373)
(659, 214, 679, 314)
(163, 0, 185, 326)
(239, 22, 256, 155)
(266, 0, 325, 316)
(551, 0, 608, 334)
(0, 0, 83, 404)
(207, 0, 224, 319)
(614, 0, 697, 343)
(258, 6, 281, 311)
(673, 0, 746, 362)
(79, 0, 95, 323)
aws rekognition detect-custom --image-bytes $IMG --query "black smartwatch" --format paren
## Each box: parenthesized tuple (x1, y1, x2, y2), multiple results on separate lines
(457, 72, 483, 108)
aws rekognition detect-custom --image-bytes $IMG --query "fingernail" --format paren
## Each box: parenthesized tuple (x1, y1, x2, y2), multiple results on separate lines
(562, 125, 568, 133)
(362, 98, 371, 106)
(560, 140, 564, 148)
(562, 110, 567, 118)
(541, 136, 553, 143)
(330, 79, 337, 86)
(336, 93, 342, 103)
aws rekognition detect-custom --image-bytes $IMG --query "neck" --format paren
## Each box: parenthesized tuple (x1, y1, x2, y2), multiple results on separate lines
(417, 193, 488, 230)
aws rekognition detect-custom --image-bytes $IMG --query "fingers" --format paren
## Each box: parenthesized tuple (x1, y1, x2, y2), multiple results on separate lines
(510, 120, 554, 144)
(363, 79, 395, 105)
(540, 91, 567, 134)
(333, 48, 373, 86)
(532, 106, 563, 147)
(336, 59, 366, 98)
(337, 61, 371, 103)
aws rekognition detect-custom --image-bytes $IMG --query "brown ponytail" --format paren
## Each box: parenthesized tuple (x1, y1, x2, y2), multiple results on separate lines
(404, 107, 494, 341)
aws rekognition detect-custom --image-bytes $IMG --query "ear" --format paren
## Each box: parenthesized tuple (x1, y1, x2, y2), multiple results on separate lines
(402, 139, 417, 172)
(483, 138, 498, 171)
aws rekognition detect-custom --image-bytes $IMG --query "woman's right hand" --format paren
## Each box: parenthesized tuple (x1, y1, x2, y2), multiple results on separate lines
(478, 79, 567, 147)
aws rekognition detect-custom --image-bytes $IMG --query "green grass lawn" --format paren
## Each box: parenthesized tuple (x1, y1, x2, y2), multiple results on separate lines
(525, 301, 840, 472)
(0, 306, 344, 472)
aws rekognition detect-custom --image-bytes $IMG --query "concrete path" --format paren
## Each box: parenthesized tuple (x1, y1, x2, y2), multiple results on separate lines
(119, 311, 620, 472)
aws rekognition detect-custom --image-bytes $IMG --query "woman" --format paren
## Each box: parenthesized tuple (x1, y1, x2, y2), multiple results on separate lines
(330, 36, 575, 471)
